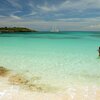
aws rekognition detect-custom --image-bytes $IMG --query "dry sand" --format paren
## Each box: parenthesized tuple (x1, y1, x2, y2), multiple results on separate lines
(0, 78, 100, 100)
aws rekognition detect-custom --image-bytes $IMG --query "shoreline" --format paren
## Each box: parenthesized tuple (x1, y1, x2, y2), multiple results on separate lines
(0, 66, 100, 100)
(0, 66, 66, 100)
(0, 77, 100, 100)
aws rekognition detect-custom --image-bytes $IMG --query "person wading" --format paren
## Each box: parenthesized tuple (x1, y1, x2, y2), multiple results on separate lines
(98, 47, 100, 56)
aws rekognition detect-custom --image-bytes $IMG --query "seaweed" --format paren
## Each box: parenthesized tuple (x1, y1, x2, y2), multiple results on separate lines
(8, 73, 58, 92)
(0, 66, 58, 93)
(8, 74, 29, 85)
(0, 66, 10, 76)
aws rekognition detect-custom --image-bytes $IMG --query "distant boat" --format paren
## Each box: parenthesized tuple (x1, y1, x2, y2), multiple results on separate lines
(51, 26, 59, 32)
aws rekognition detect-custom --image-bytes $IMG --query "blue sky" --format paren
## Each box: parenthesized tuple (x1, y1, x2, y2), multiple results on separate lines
(0, 0, 100, 31)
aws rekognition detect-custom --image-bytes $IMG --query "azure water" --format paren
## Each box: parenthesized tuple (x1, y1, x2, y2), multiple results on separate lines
(0, 31, 100, 87)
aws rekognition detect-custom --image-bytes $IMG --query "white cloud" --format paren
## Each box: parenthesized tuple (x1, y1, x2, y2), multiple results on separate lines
(0, 15, 6, 17)
(54, 13, 64, 17)
(10, 14, 21, 20)
(37, 5, 57, 12)
(37, 0, 100, 13)
(37, 2, 57, 12)
(59, 0, 100, 11)
(57, 18, 80, 21)
(28, 12, 37, 16)
(88, 24, 100, 29)
(57, 17, 100, 23)
(26, 1, 37, 16)
(13, 11, 22, 14)
(7, 0, 22, 9)
(28, 1, 34, 8)
(0, 16, 100, 31)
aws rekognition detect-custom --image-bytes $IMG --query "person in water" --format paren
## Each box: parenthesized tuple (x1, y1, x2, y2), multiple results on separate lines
(98, 47, 100, 56)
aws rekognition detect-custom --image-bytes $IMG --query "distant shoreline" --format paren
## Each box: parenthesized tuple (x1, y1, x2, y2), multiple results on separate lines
(0, 27, 37, 33)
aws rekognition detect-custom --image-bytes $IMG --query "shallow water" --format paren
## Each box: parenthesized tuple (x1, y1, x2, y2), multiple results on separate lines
(0, 31, 100, 87)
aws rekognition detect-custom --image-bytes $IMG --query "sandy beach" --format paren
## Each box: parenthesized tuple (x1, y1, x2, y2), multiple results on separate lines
(0, 82, 100, 100)
(0, 67, 67, 100)
(0, 74, 100, 100)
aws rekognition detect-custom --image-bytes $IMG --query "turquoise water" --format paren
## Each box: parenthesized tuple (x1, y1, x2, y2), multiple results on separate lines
(0, 31, 100, 87)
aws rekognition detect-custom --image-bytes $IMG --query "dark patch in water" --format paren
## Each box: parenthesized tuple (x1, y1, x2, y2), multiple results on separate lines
(0, 36, 17, 37)
(25, 36, 81, 40)
(0, 35, 81, 40)
(91, 32, 100, 35)
(0, 32, 82, 40)
(89, 35, 100, 38)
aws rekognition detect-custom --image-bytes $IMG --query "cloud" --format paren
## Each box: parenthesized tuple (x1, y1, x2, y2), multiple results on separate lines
(29, 12, 37, 16)
(10, 14, 21, 20)
(0, 0, 100, 31)
(37, 0, 100, 13)
(0, 15, 6, 17)
(87, 24, 100, 29)
(0, 17, 100, 31)
(28, 1, 34, 8)
(23, 12, 37, 17)
(37, 2, 57, 12)
(57, 17, 100, 22)
(7, 0, 22, 9)
(59, 0, 100, 11)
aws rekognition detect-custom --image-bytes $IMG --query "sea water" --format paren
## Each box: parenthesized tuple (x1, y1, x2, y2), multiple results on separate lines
(0, 31, 100, 88)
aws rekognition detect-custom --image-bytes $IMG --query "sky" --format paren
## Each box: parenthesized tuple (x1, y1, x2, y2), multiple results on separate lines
(0, 0, 100, 31)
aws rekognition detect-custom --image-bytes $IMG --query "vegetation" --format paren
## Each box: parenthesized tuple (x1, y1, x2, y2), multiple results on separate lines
(0, 27, 37, 33)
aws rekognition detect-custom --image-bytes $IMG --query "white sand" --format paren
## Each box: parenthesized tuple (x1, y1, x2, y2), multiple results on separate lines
(0, 78, 66, 100)
(0, 78, 100, 100)
(0, 86, 66, 100)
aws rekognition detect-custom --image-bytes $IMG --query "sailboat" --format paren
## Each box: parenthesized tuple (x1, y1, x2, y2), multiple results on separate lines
(51, 26, 59, 32)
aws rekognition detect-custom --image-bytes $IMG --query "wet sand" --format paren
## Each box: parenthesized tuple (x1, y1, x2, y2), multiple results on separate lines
(0, 81, 100, 100)
(0, 66, 100, 100)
